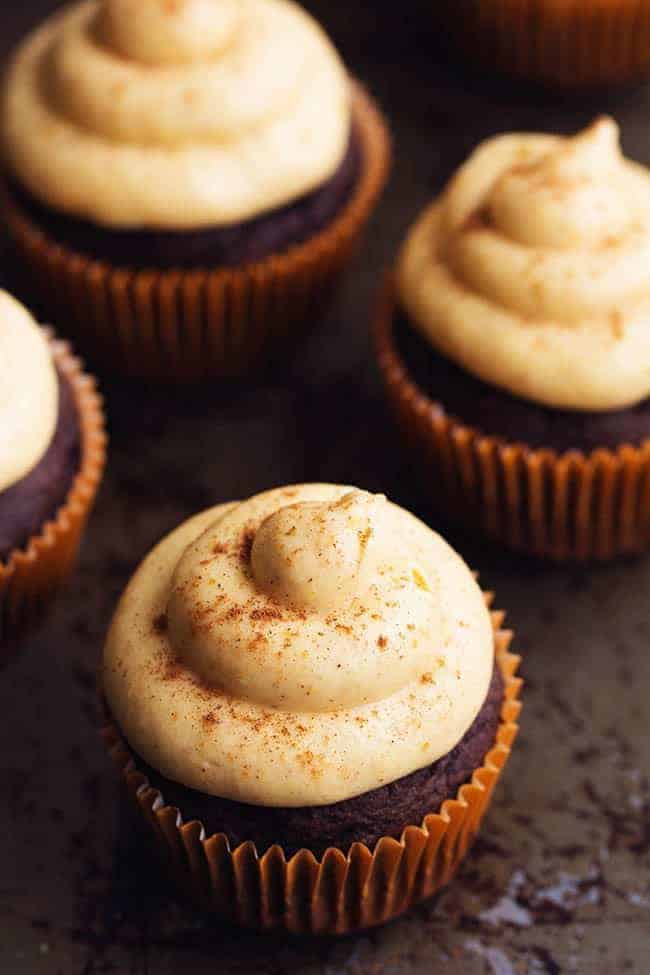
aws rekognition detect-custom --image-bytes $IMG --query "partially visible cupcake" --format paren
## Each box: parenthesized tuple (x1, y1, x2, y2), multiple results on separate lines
(441, 0, 650, 89)
(2, 0, 390, 381)
(376, 118, 650, 560)
(0, 290, 105, 657)
(102, 484, 521, 934)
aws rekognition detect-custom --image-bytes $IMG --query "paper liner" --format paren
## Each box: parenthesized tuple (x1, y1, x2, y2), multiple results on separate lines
(442, 0, 650, 88)
(3, 83, 390, 382)
(0, 333, 106, 660)
(375, 279, 650, 561)
(102, 603, 520, 935)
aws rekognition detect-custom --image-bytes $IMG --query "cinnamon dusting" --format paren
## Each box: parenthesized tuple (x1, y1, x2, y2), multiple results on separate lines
(250, 606, 283, 622)
(239, 528, 255, 566)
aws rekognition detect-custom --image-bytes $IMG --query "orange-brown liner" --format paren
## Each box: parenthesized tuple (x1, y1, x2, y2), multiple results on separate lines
(0, 332, 107, 658)
(102, 601, 520, 936)
(375, 278, 650, 562)
(441, 0, 650, 89)
(3, 83, 390, 382)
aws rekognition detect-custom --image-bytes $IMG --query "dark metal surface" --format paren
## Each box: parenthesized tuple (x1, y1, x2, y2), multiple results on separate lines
(1, 3, 649, 973)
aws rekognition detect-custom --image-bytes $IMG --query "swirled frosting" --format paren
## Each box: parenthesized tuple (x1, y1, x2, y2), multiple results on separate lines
(103, 484, 494, 807)
(3, 0, 351, 229)
(398, 118, 650, 411)
(0, 290, 58, 494)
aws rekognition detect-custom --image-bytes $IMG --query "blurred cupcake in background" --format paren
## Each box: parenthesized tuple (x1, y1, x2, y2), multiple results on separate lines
(2, 0, 390, 381)
(0, 290, 105, 659)
(102, 484, 520, 933)
(440, 0, 650, 89)
(376, 118, 650, 561)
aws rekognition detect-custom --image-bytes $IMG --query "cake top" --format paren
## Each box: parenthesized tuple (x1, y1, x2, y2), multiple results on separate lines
(398, 118, 650, 412)
(0, 290, 58, 494)
(103, 484, 494, 807)
(3, 0, 351, 229)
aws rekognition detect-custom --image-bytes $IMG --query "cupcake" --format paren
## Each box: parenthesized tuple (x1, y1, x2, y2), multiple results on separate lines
(0, 289, 105, 658)
(376, 118, 650, 561)
(2, 0, 390, 381)
(441, 0, 650, 89)
(102, 484, 521, 934)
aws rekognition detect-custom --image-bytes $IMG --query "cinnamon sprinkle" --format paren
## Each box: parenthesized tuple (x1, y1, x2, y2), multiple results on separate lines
(239, 528, 255, 565)
(250, 606, 283, 622)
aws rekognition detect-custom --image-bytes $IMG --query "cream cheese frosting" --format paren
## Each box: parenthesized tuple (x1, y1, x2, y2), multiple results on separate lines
(0, 290, 58, 494)
(398, 118, 650, 411)
(103, 484, 494, 807)
(3, 0, 351, 229)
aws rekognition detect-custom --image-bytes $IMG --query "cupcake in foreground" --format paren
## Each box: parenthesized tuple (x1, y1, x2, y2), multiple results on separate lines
(0, 289, 105, 658)
(376, 118, 650, 561)
(2, 0, 390, 381)
(441, 0, 650, 89)
(102, 484, 521, 934)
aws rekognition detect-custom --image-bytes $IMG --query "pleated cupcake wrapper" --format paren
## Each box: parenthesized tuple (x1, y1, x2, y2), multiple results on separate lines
(375, 279, 650, 562)
(443, 0, 650, 88)
(102, 601, 520, 936)
(3, 83, 390, 382)
(0, 334, 106, 659)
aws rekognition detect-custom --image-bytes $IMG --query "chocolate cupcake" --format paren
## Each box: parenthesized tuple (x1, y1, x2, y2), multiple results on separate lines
(376, 118, 650, 561)
(441, 0, 650, 89)
(0, 289, 106, 657)
(102, 484, 521, 933)
(2, 0, 390, 380)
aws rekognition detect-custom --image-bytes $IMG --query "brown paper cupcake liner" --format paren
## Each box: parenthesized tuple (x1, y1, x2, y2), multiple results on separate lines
(3, 83, 390, 382)
(0, 333, 106, 658)
(101, 601, 520, 935)
(442, 0, 650, 89)
(375, 279, 650, 561)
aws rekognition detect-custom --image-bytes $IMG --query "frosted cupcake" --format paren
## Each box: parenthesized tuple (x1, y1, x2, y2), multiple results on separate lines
(2, 0, 390, 380)
(0, 290, 105, 656)
(376, 118, 650, 560)
(102, 484, 520, 933)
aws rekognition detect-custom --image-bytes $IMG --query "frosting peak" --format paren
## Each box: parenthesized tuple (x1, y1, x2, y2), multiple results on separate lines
(486, 118, 630, 250)
(0, 290, 58, 495)
(103, 485, 494, 806)
(100, 0, 241, 65)
(4, 0, 351, 228)
(251, 490, 384, 612)
(399, 117, 650, 411)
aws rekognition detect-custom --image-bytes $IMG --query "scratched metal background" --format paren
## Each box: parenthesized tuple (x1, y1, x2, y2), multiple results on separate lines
(1, 2, 649, 973)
